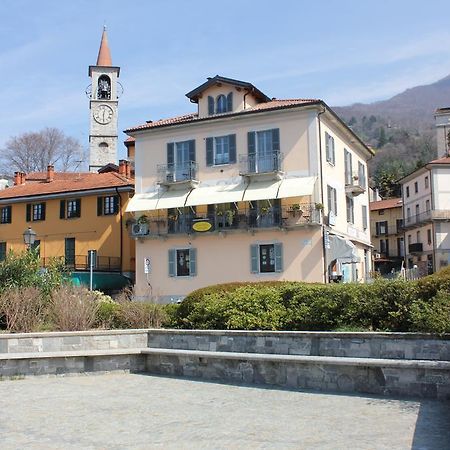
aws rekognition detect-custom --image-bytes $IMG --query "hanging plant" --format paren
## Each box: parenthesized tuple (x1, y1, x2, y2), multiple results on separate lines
(315, 203, 324, 211)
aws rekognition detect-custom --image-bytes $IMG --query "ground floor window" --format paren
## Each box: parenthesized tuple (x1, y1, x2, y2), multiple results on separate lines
(169, 248, 197, 277)
(0, 242, 6, 261)
(250, 243, 283, 273)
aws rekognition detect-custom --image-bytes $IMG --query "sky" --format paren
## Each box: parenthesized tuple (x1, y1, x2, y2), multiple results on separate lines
(1, 0, 450, 161)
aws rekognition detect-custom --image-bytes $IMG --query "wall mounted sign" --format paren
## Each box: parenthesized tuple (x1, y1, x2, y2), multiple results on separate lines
(192, 219, 213, 232)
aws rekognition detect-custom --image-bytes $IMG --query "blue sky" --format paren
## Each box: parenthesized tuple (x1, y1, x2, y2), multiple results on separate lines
(1, 0, 450, 160)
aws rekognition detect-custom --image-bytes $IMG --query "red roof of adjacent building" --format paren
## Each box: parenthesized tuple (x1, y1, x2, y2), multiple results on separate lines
(370, 198, 402, 211)
(428, 156, 450, 164)
(0, 172, 133, 201)
(125, 99, 320, 132)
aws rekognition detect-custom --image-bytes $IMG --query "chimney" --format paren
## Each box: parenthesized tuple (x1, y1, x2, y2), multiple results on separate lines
(119, 159, 126, 176)
(14, 172, 20, 185)
(20, 172, 26, 185)
(125, 160, 131, 179)
(46, 165, 55, 183)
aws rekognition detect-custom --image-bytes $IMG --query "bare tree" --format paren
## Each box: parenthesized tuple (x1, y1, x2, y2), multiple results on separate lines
(1, 127, 86, 173)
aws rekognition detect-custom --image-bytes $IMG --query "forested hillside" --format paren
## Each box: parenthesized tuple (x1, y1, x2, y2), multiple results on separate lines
(334, 75, 450, 197)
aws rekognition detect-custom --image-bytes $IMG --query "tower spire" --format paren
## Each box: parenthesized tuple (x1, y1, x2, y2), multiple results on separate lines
(96, 26, 112, 66)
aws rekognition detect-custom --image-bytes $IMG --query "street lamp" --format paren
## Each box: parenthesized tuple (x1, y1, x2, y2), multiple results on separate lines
(22, 226, 37, 250)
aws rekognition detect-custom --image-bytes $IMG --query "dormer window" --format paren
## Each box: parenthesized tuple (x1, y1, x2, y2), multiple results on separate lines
(208, 92, 233, 115)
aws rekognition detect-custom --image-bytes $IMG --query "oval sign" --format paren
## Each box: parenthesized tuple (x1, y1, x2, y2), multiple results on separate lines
(192, 220, 212, 232)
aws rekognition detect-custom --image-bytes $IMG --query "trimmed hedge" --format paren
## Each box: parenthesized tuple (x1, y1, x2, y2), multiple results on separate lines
(169, 268, 450, 333)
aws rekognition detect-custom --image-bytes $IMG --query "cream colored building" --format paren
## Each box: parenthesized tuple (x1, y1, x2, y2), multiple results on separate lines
(125, 76, 373, 302)
(400, 157, 450, 275)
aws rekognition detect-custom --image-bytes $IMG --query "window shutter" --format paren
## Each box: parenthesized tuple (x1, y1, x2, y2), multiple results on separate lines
(60, 200, 66, 219)
(228, 134, 236, 163)
(325, 133, 330, 161)
(206, 137, 214, 166)
(97, 197, 103, 216)
(76, 198, 81, 218)
(167, 143, 174, 165)
(207, 204, 215, 219)
(188, 140, 196, 162)
(384, 221, 388, 235)
(189, 248, 197, 276)
(41, 203, 46, 221)
(250, 244, 259, 273)
(274, 243, 283, 272)
(247, 131, 256, 156)
(362, 205, 368, 230)
(208, 96, 214, 115)
(271, 128, 280, 152)
(168, 249, 176, 277)
(7, 206, 11, 224)
(26, 204, 31, 222)
(113, 195, 120, 214)
(227, 92, 233, 112)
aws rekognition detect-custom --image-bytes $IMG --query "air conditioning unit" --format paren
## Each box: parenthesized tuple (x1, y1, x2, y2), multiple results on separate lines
(131, 223, 149, 237)
(375, 252, 381, 259)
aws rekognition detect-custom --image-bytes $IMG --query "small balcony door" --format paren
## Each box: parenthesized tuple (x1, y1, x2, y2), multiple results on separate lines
(65, 237, 75, 268)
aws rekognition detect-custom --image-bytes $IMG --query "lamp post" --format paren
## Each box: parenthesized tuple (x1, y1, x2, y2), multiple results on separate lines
(22, 226, 37, 250)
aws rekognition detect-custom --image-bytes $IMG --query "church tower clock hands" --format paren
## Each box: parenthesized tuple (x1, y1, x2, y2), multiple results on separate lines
(87, 26, 122, 172)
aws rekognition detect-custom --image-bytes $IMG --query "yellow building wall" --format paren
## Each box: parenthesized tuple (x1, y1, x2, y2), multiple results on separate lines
(0, 192, 135, 273)
(370, 206, 403, 258)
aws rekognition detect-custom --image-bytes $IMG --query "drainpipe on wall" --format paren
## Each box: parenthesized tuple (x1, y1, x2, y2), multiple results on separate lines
(317, 106, 327, 283)
(115, 187, 123, 275)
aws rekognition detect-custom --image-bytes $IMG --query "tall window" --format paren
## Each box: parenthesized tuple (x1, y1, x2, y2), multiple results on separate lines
(425, 176, 429, 189)
(376, 221, 388, 236)
(0, 242, 6, 261)
(427, 229, 432, 245)
(380, 239, 389, 256)
(247, 129, 280, 173)
(417, 230, 421, 243)
(396, 219, 403, 233)
(358, 162, 366, 188)
(415, 204, 419, 216)
(414, 181, 418, 193)
(397, 237, 405, 257)
(97, 196, 119, 216)
(206, 135, 236, 166)
(344, 149, 353, 185)
(26, 203, 46, 222)
(60, 199, 81, 219)
(406, 186, 410, 198)
(250, 243, 283, 273)
(166, 140, 196, 182)
(0, 206, 11, 224)
(346, 196, 354, 223)
(362, 205, 368, 230)
(168, 248, 197, 277)
(325, 132, 335, 165)
(327, 185, 337, 216)
(425, 199, 430, 211)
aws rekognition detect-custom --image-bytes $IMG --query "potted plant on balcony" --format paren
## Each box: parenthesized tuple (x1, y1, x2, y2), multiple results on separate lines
(225, 209, 236, 226)
(288, 203, 303, 217)
(315, 203, 324, 211)
(137, 215, 149, 224)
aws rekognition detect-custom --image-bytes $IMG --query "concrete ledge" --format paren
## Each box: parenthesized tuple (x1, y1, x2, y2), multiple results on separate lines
(1, 348, 144, 360)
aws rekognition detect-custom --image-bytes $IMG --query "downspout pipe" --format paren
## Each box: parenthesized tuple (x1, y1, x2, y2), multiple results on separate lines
(317, 106, 327, 283)
(115, 186, 124, 275)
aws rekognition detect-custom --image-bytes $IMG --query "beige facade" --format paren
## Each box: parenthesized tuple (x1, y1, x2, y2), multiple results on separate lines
(126, 76, 373, 302)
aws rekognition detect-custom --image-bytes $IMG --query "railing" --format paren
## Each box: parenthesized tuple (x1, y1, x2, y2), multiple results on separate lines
(408, 243, 423, 254)
(141, 203, 320, 236)
(239, 152, 283, 175)
(157, 161, 198, 184)
(41, 255, 121, 272)
(404, 210, 432, 228)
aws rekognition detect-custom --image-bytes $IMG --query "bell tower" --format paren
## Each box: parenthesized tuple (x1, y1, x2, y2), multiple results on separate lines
(88, 27, 120, 172)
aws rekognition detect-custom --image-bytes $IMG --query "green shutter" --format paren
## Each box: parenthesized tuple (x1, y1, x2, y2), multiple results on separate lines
(189, 248, 197, 276)
(97, 197, 103, 216)
(228, 134, 236, 163)
(271, 128, 280, 152)
(250, 244, 259, 273)
(167, 143, 174, 165)
(248, 132, 256, 156)
(41, 203, 46, 221)
(60, 200, 66, 219)
(206, 137, 214, 166)
(208, 96, 214, 115)
(227, 92, 233, 112)
(274, 243, 283, 272)
(26, 204, 31, 222)
(168, 249, 176, 277)
(76, 198, 81, 218)
(188, 140, 196, 162)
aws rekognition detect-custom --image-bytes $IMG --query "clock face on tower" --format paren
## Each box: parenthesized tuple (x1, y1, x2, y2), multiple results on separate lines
(93, 104, 113, 124)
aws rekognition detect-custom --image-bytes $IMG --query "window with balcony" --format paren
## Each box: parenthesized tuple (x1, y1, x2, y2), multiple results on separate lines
(397, 237, 405, 257)
(248, 199, 281, 228)
(26, 203, 46, 222)
(380, 239, 389, 256)
(0, 206, 11, 224)
(344, 149, 353, 185)
(60, 199, 81, 219)
(164, 140, 196, 183)
(346, 196, 354, 223)
(396, 218, 403, 233)
(358, 162, 366, 188)
(245, 129, 281, 174)
(168, 207, 196, 234)
(325, 132, 335, 165)
(250, 243, 283, 273)
(207, 203, 238, 229)
(206, 135, 236, 166)
(168, 248, 197, 277)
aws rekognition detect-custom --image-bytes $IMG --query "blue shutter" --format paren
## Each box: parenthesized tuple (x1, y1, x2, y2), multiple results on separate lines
(247, 132, 256, 155)
(228, 134, 236, 163)
(271, 128, 280, 152)
(208, 96, 214, 115)
(250, 244, 259, 273)
(167, 143, 174, 165)
(168, 249, 176, 277)
(227, 92, 233, 112)
(206, 137, 214, 166)
(188, 140, 196, 162)
(274, 243, 283, 272)
(189, 248, 197, 276)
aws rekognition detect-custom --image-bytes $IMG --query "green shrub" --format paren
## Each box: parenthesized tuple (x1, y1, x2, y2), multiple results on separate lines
(409, 290, 450, 333)
(112, 302, 168, 329)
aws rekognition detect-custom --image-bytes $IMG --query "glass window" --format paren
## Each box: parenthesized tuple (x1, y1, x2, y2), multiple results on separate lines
(259, 244, 275, 273)
(325, 132, 335, 165)
(214, 136, 230, 165)
(67, 199, 80, 218)
(327, 185, 337, 216)
(415, 204, 419, 216)
(362, 205, 368, 229)
(406, 186, 410, 198)
(425, 176, 429, 189)
(176, 249, 190, 276)
(104, 196, 116, 215)
(216, 95, 227, 113)
(33, 203, 45, 221)
(426, 199, 430, 211)
(414, 181, 418, 193)
(427, 229, 432, 245)
(346, 196, 354, 223)
(0, 206, 11, 224)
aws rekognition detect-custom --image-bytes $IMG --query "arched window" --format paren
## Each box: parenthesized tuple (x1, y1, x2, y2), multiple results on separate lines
(99, 142, 109, 150)
(97, 75, 111, 100)
(216, 94, 227, 113)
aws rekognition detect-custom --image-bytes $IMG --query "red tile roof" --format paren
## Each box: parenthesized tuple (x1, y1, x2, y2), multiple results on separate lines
(0, 172, 133, 201)
(428, 156, 450, 164)
(370, 198, 402, 211)
(125, 99, 320, 132)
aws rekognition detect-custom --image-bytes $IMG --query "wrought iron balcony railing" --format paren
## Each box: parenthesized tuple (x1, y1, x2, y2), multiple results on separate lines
(157, 161, 198, 184)
(40, 255, 121, 272)
(239, 152, 283, 176)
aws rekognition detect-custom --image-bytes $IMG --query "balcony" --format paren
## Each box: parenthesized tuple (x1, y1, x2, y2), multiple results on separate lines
(157, 161, 198, 186)
(239, 152, 284, 178)
(41, 255, 121, 272)
(345, 175, 365, 196)
(408, 243, 423, 254)
(403, 210, 432, 229)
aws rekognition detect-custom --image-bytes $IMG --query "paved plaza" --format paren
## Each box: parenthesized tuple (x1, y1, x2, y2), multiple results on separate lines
(0, 373, 449, 449)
